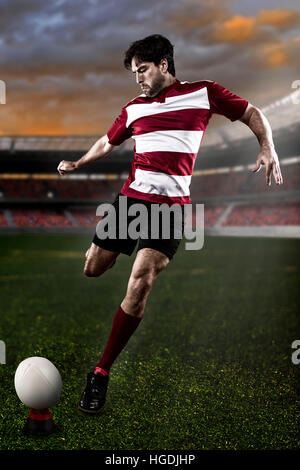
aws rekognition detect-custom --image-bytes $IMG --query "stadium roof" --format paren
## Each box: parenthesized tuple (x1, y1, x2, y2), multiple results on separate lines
(0, 135, 134, 152)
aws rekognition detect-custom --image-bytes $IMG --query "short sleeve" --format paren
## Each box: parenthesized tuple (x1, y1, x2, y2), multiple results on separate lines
(208, 81, 248, 122)
(107, 107, 132, 146)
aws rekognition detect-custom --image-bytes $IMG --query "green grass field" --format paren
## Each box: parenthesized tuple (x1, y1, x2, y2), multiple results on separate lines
(0, 234, 299, 450)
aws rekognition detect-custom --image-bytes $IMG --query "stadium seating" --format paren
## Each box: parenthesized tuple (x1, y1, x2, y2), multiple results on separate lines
(11, 208, 74, 227)
(71, 207, 100, 227)
(3, 202, 298, 228)
(0, 178, 123, 200)
(224, 201, 300, 226)
(191, 163, 298, 200)
(0, 162, 298, 201)
(0, 159, 299, 229)
(0, 211, 8, 227)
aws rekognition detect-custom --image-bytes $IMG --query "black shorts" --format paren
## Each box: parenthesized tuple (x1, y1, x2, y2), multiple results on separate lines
(92, 193, 185, 261)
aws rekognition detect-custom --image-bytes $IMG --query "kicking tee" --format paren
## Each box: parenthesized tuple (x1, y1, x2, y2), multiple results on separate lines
(107, 79, 248, 205)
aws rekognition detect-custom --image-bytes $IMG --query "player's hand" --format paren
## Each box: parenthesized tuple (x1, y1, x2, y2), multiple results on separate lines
(57, 160, 78, 176)
(252, 146, 283, 186)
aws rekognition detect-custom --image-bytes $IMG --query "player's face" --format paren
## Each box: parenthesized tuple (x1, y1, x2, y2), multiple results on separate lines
(131, 58, 166, 97)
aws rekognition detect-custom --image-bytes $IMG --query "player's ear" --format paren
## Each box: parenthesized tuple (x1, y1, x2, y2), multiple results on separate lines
(160, 58, 168, 73)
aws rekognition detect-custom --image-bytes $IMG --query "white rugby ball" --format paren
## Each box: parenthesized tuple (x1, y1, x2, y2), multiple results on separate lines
(14, 357, 62, 409)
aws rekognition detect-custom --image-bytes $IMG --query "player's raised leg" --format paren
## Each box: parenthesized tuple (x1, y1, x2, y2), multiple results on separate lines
(83, 243, 119, 277)
(78, 248, 169, 414)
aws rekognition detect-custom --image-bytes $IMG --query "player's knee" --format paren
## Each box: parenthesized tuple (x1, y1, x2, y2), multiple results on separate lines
(83, 260, 105, 277)
(133, 262, 165, 286)
(83, 265, 101, 277)
(123, 270, 157, 316)
(130, 272, 154, 301)
(83, 259, 115, 277)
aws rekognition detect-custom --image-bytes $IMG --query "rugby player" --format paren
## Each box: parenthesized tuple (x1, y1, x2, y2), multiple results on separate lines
(57, 34, 283, 414)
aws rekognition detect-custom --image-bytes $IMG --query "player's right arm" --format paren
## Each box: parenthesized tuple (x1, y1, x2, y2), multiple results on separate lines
(57, 134, 115, 176)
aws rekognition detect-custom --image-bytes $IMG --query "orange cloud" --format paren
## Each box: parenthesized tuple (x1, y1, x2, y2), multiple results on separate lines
(256, 43, 292, 69)
(257, 9, 300, 28)
(169, 6, 300, 46)
(211, 14, 257, 43)
(168, 8, 229, 29)
(0, 86, 125, 135)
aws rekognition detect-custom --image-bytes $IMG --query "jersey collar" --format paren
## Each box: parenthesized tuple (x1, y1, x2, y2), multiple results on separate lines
(154, 79, 180, 103)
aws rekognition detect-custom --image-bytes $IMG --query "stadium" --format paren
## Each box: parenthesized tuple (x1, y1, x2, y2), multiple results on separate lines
(1, 0, 300, 454)
(1, 86, 299, 452)
(0, 88, 299, 236)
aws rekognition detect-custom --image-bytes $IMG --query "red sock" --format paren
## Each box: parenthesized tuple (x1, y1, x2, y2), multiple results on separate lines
(94, 305, 142, 374)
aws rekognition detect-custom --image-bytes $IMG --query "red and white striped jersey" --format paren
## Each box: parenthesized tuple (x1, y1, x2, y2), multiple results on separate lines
(107, 79, 248, 205)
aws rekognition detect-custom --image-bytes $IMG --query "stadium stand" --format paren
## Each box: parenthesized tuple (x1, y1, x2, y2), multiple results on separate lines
(3, 198, 299, 229)
(0, 178, 122, 201)
(0, 160, 298, 201)
(224, 201, 300, 226)
(71, 207, 100, 228)
(0, 210, 8, 227)
(11, 208, 74, 228)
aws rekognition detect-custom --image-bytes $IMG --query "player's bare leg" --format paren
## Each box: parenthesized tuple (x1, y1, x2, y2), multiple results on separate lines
(95, 247, 169, 372)
(83, 243, 119, 277)
(121, 247, 169, 318)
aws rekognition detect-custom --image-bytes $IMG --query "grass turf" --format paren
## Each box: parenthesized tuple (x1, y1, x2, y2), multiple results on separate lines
(0, 234, 299, 450)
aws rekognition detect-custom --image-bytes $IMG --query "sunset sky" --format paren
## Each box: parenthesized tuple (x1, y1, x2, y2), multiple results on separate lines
(0, 0, 299, 135)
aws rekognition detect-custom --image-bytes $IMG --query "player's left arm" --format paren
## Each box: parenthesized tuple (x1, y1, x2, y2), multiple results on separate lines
(239, 103, 283, 186)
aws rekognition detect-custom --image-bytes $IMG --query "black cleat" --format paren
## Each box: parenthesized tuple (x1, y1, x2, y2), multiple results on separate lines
(78, 372, 109, 415)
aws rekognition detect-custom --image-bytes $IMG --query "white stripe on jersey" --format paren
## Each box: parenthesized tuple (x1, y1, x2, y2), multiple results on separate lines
(129, 168, 191, 197)
(126, 86, 210, 127)
(132, 130, 203, 154)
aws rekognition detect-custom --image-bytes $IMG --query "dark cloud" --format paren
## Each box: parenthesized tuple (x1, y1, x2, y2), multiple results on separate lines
(0, 0, 299, 135)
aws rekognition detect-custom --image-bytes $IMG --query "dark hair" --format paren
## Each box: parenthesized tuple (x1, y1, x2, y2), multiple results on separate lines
(124, 34, 176, 77)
